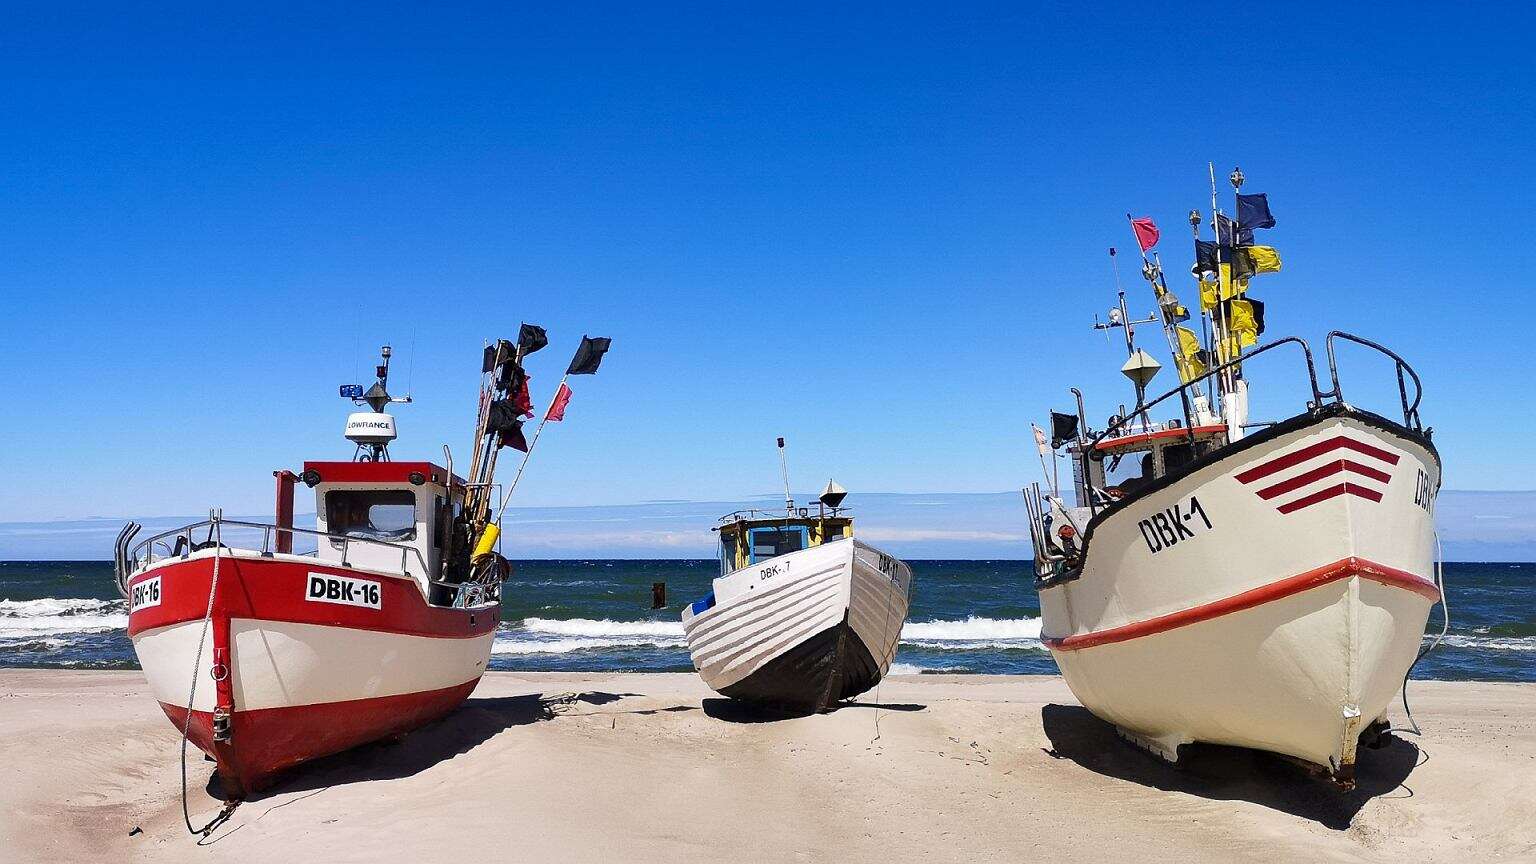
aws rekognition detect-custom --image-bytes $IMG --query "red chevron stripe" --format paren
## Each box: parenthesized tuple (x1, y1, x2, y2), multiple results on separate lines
(1235, 436, 1400, 485)
(1275, 482, 1384, 514)
(1256, 458, 1393, 501)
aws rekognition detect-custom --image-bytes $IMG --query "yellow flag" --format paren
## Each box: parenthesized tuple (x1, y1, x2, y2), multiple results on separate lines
(1175, 325, 1206, 380)
(1199, 279, 1219, 311)
(1228, 299, 1260, 347)
(1247, 245, 1282, 273)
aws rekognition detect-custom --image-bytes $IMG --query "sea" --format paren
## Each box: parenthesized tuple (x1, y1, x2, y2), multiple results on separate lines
(1, 560, 1531, 681)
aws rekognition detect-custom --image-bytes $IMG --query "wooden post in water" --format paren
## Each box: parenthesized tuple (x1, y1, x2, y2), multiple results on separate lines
(651, 582, 666, 610)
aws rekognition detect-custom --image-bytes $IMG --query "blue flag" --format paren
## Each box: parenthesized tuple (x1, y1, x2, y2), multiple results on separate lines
(1237, 193, 1276, 231)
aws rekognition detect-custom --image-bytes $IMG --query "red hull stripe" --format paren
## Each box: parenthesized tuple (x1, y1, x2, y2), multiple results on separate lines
(1275, 481, 1384, 514)
(161, 678, 481, 797)
(1256, 458, 1392, 500)
(1095, 424, 1228, 452)
(1235, 436, 1400, 485)
(127, 556, 498, 639)
(1043, 557, 1440, 652)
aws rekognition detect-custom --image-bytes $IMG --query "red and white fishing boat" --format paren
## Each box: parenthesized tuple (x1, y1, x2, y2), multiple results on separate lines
(114, 332, 601, 799)
(1022, 169, 1443, 786)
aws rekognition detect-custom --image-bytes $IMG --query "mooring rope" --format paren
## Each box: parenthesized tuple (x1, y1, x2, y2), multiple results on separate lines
(179, 517, 236, 835)
(1392, 531, 1450, 738)
(870, 558, 904, 743)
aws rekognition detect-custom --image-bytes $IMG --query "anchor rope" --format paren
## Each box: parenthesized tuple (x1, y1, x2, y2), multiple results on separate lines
(178, 518, 236, 836)
(870, 553, 903, 743)
(1391, 531, 1450, 738)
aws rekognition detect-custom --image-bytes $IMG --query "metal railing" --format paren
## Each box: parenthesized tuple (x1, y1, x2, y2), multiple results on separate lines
(1323, 331, 1424, 432)
(1075, 331, 1425, 518)
(117, 513, 500, 607)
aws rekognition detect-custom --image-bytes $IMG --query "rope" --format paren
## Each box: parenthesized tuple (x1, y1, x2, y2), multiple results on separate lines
(179, 519, 236, 836)
(1391, 531, 1450, 737)
(870, 556, 905, 743)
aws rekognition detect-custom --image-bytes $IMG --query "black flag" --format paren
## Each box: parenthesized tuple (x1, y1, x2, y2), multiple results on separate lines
(1049, 411, 1080, 450)
(518, 323, 549, 355)
(1215, 213, 1254, 248)
(1237, 193, 1276, 232)
(566, 336, 612, 375)
(482, 339, 515, 373)
(1193, 239, 1218, 275)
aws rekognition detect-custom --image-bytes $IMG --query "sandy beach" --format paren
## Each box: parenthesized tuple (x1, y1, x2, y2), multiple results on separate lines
(1, 670, 1532, 864)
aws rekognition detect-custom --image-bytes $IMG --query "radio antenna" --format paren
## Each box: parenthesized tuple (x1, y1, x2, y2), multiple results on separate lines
(776, 437, 793, 513)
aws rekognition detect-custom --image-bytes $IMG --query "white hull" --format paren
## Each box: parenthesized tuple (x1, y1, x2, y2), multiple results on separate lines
(1040, 411, 1440, 774)
(134, 618, 495, 713)
(682, 539, 912, 704)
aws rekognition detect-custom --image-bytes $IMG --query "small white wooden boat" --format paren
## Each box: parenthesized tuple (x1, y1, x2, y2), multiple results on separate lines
(1022, 171, 1442, 786)
(682, 479, 913, 712)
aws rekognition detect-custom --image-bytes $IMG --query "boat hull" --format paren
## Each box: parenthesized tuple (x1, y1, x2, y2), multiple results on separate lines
(1040, 409, 1440, 776)
(126, 551, 498, 797)
(683, 539, 912, 712)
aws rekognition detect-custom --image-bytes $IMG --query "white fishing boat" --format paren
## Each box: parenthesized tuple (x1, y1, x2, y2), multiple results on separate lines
(1022, 168, 1442, 787)
(682, 445, 913, 712)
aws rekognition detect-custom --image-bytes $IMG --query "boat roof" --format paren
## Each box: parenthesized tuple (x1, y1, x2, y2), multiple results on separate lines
(301, 460, 467, 489)
(715, 508, 851, 532)
(1089, 423, 1228, 457)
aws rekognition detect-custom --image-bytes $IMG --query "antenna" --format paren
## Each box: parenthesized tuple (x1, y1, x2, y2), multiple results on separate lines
(776, 437, 793, 513)
(340, 345, 413, 462)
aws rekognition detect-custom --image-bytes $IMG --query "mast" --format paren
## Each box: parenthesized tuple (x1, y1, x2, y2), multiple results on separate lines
(1125, 214, 1204, 405)
(1092, 285, 1160, 430)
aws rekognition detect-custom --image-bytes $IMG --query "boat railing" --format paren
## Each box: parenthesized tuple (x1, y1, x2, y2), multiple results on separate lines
(1075, 331, 1426, 518)
(717, 507, 849, 525)
(117, 514, 500, 606)
(1322, 331, 1425, 433)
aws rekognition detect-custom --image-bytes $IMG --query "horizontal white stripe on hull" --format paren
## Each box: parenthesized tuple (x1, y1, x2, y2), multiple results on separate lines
(134, 619, 493, 713)
(686, 566, 848, 691)
(846, 542, 912, 674)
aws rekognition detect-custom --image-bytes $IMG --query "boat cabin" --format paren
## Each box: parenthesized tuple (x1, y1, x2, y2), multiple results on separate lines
(1068, 421, 1228, 507)
(715, 510, 853, 577)
(282, 460, 467, 598)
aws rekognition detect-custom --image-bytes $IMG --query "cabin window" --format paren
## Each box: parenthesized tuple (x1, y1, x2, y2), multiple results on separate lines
(748, 527, 807, 563)
(720, 533, 739, 576)
(326, 490, 418, 541)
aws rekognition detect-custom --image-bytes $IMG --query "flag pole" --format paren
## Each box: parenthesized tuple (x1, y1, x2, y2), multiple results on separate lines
(1127, 214, 1197, 397)
(492, 372, 569, 524)
(1207, 161, 1236, 406)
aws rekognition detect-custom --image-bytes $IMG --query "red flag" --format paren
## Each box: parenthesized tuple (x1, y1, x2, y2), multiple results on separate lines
(1131, 216, 1160, 252)
(545, 382, 572, 422)
(514, 377, 533, 418)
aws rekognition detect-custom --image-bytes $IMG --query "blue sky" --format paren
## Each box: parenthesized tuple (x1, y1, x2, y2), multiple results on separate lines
(1, 3, 1531, 528)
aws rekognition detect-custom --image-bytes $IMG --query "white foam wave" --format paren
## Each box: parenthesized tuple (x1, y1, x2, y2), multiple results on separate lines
(0, 598, 127, 636)
(492, 635, 686, 655)
(900, 616, 1042, 642)
(887, 662, 968, 675)
(520, 617, 685, 638)
(1439, 634, 1536, 652)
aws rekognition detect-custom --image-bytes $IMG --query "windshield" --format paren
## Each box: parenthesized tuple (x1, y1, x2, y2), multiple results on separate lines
(326, 490, 417, 541)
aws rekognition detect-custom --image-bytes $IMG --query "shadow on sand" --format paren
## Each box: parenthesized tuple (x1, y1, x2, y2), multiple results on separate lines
(702, 697, 926, 724)
(218, 691, 639, 802)
(1040, 703, 1421, 830)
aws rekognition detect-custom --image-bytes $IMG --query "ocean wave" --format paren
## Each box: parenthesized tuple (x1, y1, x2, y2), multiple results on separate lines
(1439, 634, 1536, 652)
(900, 616, 1042, 642)
(520, 617, 685, 637)
(492, 635, 687, 655)
(0, 598, 127, 636)
(888, 662, 968, 675)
